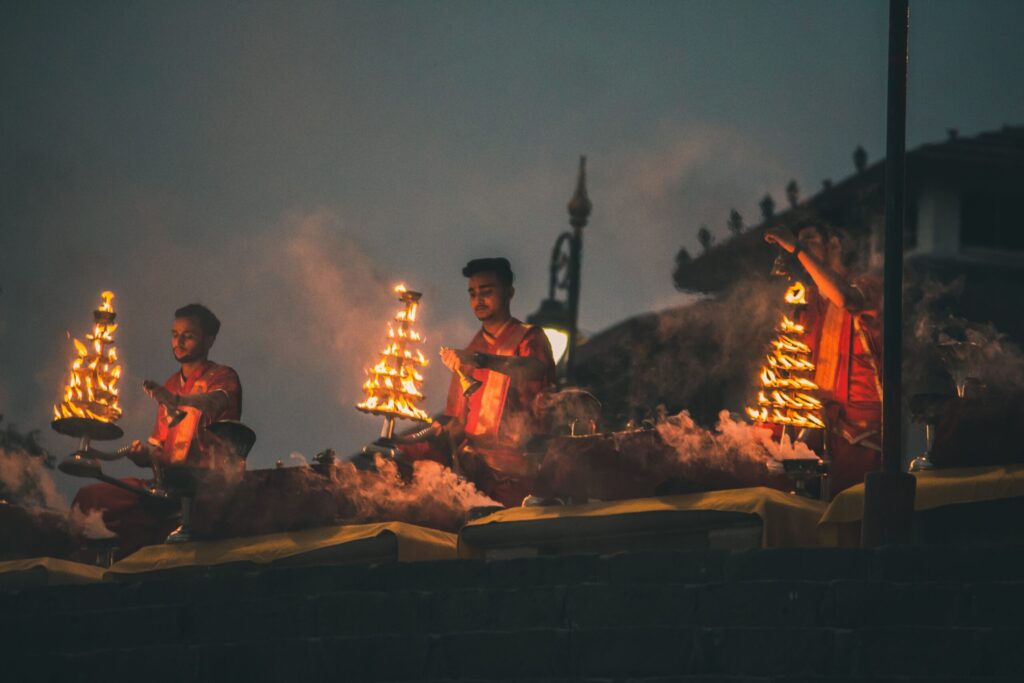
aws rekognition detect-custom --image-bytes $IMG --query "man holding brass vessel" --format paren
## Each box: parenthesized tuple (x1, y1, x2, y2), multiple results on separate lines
(71, 303, 243, 552)
(401, 258, 556, 507)
(765, 223, 883, 495)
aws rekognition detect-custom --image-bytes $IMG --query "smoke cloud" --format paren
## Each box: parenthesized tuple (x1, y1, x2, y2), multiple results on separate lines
(0, 446, 66, 510)
(575, 274, 786, 428)
(331, 456, 499, 531)
(68, 505, 116, 540)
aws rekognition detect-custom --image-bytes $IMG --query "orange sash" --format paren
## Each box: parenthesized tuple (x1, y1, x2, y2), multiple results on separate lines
(465, 321, 532, 441)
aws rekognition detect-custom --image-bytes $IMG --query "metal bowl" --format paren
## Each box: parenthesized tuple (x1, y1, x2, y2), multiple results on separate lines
(207, 420, 256, 459)
(51, 417, 123, 441)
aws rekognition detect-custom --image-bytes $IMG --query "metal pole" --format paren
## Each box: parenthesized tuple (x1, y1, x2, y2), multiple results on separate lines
(862, 0, 916, 546)
(881, 0, 908, 474)
(565, 156, 591, 382)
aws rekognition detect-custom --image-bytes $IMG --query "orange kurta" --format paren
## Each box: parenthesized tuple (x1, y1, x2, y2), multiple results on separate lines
(800, 274, 883, 494)
(444, 319, 556, 506)
(148, 361, 242, 467)
(72, 361, 242, 555)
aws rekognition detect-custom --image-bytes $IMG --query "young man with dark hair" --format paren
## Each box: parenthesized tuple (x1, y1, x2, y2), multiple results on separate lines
(405, 258, 556, 507)
(765, 223, 883, 495)
(72, 303, 243, 552)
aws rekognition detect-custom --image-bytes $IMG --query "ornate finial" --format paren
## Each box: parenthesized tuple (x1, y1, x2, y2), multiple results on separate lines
(567, 155, 592, 230)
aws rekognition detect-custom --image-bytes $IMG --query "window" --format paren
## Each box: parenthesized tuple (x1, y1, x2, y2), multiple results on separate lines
(960, 191, 1022, 251)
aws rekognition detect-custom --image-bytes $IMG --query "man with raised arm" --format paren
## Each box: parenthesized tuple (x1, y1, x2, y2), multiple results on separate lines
(765, 223, 883, 495)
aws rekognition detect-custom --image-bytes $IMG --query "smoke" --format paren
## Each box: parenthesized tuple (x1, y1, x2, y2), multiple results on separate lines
(0, 446, 66, 510)
(576, 274, 785, 428)
(68, 505, 116, 539)
(329, 455, 499, 531)
(657, 409, 817, 471)
(907, 275, 1024, 398)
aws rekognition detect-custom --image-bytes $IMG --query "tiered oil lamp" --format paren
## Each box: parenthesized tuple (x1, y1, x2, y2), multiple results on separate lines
(356, 284, 432, 444)
(52, 291, 126, 474)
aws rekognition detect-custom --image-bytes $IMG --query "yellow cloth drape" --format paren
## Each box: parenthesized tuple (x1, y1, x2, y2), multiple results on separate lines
(0, 557, 105, 585)
(818, 464, 1024, 546)
(459, 486, 826, 556)
(107, 521, 457, 577)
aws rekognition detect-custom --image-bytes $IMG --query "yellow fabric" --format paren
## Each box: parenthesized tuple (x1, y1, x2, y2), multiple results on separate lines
(106, 521, 457, 576)
(0, 557, 105, 585)
(818, 464, 1024, 546)
(460, 487, 826, 553)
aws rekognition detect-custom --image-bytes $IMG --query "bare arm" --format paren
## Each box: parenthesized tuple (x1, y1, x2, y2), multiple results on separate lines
(143, 381, 230, 416)
(765, 227, 864, 311)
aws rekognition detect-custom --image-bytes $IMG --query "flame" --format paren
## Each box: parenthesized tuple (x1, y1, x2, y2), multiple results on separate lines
(357, 284, 431, 423)
(780, 315, 805, 334)
(747, 280, 823, 429)
(99, 291, 115, 313)
(53, 291, 123, 423)
(784, 281, 807, 305)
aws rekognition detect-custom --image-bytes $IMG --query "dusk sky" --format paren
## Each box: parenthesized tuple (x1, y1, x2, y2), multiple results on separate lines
(2, 1, 1022, 495)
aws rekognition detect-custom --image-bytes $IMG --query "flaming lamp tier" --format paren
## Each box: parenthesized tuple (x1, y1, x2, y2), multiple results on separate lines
(53, 291, 124, 425)
(746, 281, 825, 430)
(356, 284, 432, 439)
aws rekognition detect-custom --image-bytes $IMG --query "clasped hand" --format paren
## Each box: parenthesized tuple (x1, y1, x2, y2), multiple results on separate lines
(439, 346, 478, 375)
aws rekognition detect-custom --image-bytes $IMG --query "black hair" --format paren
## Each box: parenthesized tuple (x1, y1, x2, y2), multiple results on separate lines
(797, 222, 860, 269)
(462, 257, 514, 287)
(174, 303, 221, 337)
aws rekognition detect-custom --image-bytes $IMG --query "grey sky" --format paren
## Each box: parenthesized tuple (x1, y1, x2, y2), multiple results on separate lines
(2, 1, 1022, 496)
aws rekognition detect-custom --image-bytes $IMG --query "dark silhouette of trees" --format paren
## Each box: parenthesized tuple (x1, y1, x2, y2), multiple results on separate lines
(727, 209, 743, 236)
(785, 180, 799, 209)
(853, 145, 868, 173)
(697, 225, 714, 253)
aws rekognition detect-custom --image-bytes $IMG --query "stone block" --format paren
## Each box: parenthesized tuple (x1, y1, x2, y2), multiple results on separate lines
(429, 585, 566, 632)
(965, 582, 1024, 627)
(695, 581, 826, 628)
(571, 626, 696, 678)
(970, 626, 1024, 677)
(851, 626, 977, 677)
(725, 548, 870, 582)
(427, 628, 571, 679)
(695, 627, 837, 676)
(317, 590, 424, 637)
(606, 550, 726, 584)
(824, 580, 967, 628)
(566, 582, 695, 629)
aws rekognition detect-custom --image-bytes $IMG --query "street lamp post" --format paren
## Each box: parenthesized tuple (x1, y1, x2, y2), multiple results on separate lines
(528, 156, 591, 384)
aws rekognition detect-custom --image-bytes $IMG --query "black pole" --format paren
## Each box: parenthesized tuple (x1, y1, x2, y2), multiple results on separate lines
(862, 0, 916, 546)
(881, 0, 908, 474)
(565, 156, 591, 382)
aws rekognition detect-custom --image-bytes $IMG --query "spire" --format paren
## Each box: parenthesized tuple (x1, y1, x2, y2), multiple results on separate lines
(567, 155, 592, 230)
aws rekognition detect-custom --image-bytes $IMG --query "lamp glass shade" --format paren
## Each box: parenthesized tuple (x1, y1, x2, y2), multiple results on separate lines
(542, 327, 569, 365)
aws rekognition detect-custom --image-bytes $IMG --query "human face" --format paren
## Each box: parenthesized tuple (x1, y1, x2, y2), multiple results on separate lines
(467, 272, 512, 323)
(171, 317, 213, 364)
(796, 226, 828, 262)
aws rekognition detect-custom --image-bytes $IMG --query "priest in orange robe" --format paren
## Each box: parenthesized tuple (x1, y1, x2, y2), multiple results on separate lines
(766, 223, 883, 495)
(404, 258, 556, 506)
(72, 303, 242, 553)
